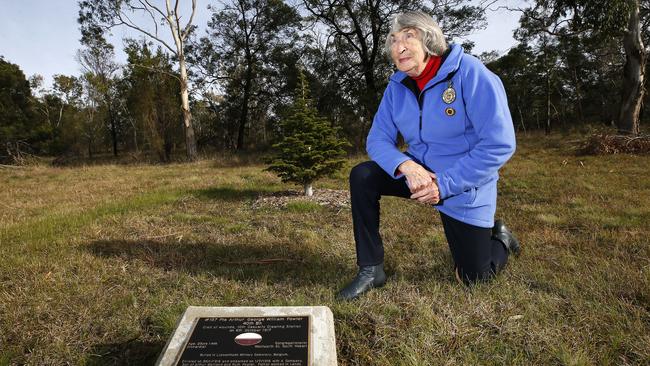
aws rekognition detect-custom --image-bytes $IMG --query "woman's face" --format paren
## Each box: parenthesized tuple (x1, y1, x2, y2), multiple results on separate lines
(390, 28, 428, 77)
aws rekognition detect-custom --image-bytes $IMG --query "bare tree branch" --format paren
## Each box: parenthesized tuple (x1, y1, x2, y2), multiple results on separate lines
(114, 11, 177, 53)
(136, 0, 160, 37)
(142, 0, 169, 20)
(182, 0, 197, 40)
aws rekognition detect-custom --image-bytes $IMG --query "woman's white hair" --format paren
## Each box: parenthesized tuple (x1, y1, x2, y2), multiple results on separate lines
(385, 11, 448, 58)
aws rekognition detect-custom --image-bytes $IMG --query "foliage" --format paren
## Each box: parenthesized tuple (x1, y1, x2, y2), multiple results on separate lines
(488, 33, 624, 132)
(505, 0, 649, 134)
(77, 34, 122, 156)
(43, 75, 86, 155)
(78, 0, 200, 160)
(0, 57, 48, 163)
(2, 0, 648, 159)
(193, 0, 301, 151)
(266, 71, 348, 194)
(122, 41, 182, 162)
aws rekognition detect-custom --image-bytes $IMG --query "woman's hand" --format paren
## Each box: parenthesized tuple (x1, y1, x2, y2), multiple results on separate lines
(410, 171, 440, 204)
(399, 160, 433, 193)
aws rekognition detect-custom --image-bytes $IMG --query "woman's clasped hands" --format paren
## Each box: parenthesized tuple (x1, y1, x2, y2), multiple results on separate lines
(398, 160, 440, 205)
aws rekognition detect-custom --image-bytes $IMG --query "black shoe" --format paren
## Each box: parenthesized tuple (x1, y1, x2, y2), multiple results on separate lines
(492, 220, 520, 256)
(336, 264, 387, 301)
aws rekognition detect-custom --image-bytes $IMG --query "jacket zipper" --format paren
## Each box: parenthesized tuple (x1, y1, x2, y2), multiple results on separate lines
(416, 76, 452, 131)
(415, 77, 451, 167)
(417, 92, 427, 167)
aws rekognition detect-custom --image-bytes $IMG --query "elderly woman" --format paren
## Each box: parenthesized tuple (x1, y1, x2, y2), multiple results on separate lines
(337, 11, 520, 300)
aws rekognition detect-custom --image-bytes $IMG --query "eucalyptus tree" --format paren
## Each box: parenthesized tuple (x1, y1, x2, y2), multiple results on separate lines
(78, 75, 104, 159)
(28, 75, 82, 153)
(77, 34, 121, 156)
(198, 0, 301, 151)
(42, 75, 85, 154)
(486, 44, 537, 132)
(514, 10, 587, 134)
(51, 76, 83, 127)
(78, 0, 200, 159)
(123, 41, 182, 162)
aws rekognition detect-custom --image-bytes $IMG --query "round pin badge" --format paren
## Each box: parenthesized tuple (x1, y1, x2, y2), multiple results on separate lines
(442, 87, 456, 104)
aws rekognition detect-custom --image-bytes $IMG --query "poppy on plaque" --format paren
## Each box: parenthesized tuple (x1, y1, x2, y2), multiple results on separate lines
(234, 332, 262, 346)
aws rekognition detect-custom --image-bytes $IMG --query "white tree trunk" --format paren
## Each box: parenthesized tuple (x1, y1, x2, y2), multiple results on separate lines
(618, 0, 646, 135)
(178, 56, 197, 160)
(304, 183, 313, 197)
(166, 0, 198, 160)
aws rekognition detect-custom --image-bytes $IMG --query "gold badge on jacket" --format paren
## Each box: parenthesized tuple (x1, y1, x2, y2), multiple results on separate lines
(442, 80, 456, 104)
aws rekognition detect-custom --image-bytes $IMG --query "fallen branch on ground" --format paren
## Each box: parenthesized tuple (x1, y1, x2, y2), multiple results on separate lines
(579, 133, 650, 155)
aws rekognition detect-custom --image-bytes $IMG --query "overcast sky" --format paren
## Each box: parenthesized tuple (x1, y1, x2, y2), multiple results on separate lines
(0, 0, 527, 89)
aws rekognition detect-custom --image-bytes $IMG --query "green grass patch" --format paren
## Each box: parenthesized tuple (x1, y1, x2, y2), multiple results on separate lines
(0, 189, 183, 251)
(285, 200, 324, 212)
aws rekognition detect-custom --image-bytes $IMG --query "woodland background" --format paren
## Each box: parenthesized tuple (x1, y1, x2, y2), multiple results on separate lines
(1, 0, 648, 164)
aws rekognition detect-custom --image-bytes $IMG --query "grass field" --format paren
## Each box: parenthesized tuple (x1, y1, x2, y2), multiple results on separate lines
(1, 132, 649, 365)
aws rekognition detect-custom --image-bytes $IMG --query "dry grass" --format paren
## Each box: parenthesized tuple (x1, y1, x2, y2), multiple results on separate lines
(1, 131, 649, 365)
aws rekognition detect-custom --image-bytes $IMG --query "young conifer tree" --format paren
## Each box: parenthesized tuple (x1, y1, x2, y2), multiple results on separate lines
(266, 70, 349, 196)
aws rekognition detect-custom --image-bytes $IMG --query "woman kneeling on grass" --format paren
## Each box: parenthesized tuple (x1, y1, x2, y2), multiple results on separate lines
(337, 11, 520, 301)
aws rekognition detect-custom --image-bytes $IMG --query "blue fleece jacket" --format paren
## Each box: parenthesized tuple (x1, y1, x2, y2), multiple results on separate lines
(366, 44, 516, 228)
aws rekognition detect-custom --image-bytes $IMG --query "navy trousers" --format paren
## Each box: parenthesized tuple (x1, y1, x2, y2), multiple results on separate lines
(350, 161, 508, 284)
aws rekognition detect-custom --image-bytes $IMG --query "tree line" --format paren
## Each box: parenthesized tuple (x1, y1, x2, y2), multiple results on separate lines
(1, 0, 648, 164)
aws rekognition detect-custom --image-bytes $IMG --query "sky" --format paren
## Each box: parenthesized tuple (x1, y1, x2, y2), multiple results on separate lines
(0, 0, 527, 89)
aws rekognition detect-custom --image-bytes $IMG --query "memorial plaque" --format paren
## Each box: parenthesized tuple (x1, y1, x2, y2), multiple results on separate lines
(157, 306, 337, 366)
(176, 316, 309, 365)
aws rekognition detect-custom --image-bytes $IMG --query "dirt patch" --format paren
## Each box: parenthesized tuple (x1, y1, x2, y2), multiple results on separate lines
(252, 188, 350, 209)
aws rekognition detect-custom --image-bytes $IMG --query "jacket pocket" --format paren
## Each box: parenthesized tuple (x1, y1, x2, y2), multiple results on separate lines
(465, 186, 478, 205)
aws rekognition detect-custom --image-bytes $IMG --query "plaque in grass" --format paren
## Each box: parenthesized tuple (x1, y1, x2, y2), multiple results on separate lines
(157, 306, 337, 366)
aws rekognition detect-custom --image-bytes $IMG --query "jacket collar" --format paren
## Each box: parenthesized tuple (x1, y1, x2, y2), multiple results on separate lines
(389, 44, 463, 87)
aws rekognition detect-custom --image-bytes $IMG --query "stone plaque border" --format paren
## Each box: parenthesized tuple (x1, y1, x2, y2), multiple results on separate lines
(156, 306, 337, 366)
